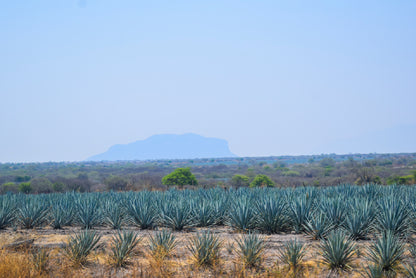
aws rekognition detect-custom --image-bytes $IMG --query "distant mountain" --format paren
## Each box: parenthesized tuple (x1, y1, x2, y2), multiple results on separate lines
(87, 133, 237, 161)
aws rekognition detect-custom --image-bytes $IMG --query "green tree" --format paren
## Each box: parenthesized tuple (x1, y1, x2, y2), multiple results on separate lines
(162, 168, 198, 188)
(230, 174, 249, 188)
(18, 182, 32, 194)
(1, 182, 19, 194)
(250, 174, 275, 188)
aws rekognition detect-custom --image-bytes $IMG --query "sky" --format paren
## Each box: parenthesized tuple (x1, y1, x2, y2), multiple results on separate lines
(1, 0, 415, 162)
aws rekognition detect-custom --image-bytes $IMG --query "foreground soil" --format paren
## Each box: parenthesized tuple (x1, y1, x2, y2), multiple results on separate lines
(0, 226, 412, 277)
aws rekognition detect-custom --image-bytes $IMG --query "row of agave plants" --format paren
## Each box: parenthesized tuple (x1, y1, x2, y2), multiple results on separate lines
(0, 184, 415, 240)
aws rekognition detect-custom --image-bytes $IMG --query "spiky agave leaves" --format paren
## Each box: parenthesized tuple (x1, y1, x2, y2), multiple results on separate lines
(193, 200, 219, 227)
(109, 230, 142, 268)
(64, 229, 102, 266)
(160, 200, 195, 231)
(0, 198, 16, 229)
(148, 229, 178, 260)
(403, 264, 416, 278)
(226, 198, 256, 232)
(321, 197, 347, 229)
(126, 193, 157, 229)
(187, 231, 222, 268)
(343, 199, 375, 240)
(319, 230, 356, 273)
(375, 198, 409, 237)
(366, 231, 405, 275)
(235, 232, 266, 269)
(304, 212, 333, 240)
(50, 196, 75, 229)
(277, 239, 307, 272)
(255, 197, 290, 234)
(18, 198, 49, 229)
(289, 195, 315, 233)
(103, 197, 126, 229)
(75, 197, 102, 229)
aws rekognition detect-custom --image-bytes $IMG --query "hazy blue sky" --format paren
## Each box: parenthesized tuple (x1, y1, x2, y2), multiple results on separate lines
(1, 0, 415, 162)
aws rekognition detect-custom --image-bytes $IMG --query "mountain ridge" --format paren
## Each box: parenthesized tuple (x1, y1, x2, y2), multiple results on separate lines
(87, 133, 236, 161)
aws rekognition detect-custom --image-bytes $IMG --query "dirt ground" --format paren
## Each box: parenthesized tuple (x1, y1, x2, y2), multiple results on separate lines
(0, 226, 404, 277)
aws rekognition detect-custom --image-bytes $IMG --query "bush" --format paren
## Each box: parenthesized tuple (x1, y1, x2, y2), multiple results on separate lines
(249, 175, 274, 187)
(162, 168, 198, 187)
(18, 182, 32, 194)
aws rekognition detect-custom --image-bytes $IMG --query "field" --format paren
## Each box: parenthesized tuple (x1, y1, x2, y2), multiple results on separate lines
(1, 185, 416, 277)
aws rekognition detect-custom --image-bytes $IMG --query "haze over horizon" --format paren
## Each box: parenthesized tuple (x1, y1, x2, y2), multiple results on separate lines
(1, 1, 415, 163)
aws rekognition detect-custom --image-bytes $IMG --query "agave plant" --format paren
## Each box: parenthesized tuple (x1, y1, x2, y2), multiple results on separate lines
(319, 230, 355, 273)
(404, 264, 416, 278)
(126, 194, 157, 229)
(366, 231, 405, 274)
(187, 231, 222, 268)
(193, 200, 218, 227)
(255, 197, 289, 234)
(321, 198, 347, 229)
(0, 198, 16, 229)
(109, 230, 142, 268)
(375, 198, 409, 237)
(343, 199, 375, 240)
(148, 229, 178, 260)
(361, 265, 383, 278)
(103, 198, 125, 230)
(160, 201, 195, 231)
(289, 195, 315, 233)
(50, 198, 74, 229)
(277, 239, 307, 272)
(226, 198, 256, 232)
(304, 212, 333, 240)
(17, 199, 49, 229)
(63, 229, 102, 266)
(235, 233, 266, 269)
(75, 197, 102, 229)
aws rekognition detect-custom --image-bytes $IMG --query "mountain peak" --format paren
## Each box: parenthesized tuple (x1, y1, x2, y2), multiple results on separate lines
(87, 134, 236, 161)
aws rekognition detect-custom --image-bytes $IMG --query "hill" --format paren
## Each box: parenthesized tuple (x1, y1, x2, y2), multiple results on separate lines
(87, 133, 236, 161)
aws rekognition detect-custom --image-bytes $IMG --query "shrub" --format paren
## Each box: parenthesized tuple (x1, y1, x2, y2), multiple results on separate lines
(249, 175, 274, 188)
(18, 182, 32, 194)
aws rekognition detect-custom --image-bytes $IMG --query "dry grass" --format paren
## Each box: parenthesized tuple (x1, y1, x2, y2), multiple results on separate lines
(0, 227, 412, 277)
